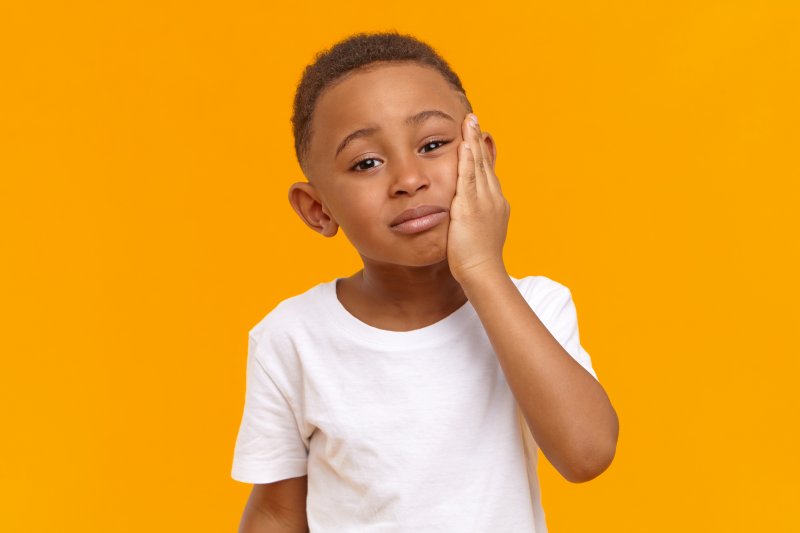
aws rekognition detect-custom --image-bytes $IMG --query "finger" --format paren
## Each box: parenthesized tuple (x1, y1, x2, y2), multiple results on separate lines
(456, 137, 477, 200)
(466, 114, 490, 192)
(468, 116, 501, 198)
(474, 127, 498, 195)
(478, 131, 502, 197)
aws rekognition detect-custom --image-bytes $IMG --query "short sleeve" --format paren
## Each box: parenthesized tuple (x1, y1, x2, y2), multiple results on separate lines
(545, 284, 599, 381)
(518, 276, 599, 382)
(230, 333, 308, 484)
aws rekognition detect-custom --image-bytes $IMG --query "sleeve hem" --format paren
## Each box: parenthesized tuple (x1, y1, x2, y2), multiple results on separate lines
(231, 459, 308, 484)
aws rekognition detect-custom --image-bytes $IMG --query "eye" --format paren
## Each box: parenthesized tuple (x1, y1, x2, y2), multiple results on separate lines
(351, 157, 382, 172)
(420, 139, 451, 153)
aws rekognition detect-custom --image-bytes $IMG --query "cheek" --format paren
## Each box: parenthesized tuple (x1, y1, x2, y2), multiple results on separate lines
(434, 150, 460, 196)
(339, 190, 383, 233)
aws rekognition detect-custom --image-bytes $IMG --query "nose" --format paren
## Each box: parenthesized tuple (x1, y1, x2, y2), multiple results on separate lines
(389, 156, 430, 196)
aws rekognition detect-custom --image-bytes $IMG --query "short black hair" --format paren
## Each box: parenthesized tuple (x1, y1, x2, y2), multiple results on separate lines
(291, 31, 473, 172)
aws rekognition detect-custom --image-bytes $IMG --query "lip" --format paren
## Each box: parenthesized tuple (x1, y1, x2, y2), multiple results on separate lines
(390, 205, 449, 226)
(389, 205, 449, 235)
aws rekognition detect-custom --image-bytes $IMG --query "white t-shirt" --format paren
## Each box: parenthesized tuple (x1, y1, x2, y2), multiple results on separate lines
(231, 274, 598, 532)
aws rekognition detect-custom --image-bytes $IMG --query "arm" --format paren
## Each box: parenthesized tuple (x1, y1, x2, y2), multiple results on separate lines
(461, 272, 618, 482)
(446, 113, 618, 483)
(239, 476, 309, 533)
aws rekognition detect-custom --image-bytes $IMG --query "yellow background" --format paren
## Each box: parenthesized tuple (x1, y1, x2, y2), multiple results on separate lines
(2, 1, 798, 531)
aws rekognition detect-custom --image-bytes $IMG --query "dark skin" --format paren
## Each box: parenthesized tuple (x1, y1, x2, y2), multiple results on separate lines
(241, 59, 618, 532)
(334, 263, 466, 332)
(288, 61, 618, 482)
(290, 61, 495, 331)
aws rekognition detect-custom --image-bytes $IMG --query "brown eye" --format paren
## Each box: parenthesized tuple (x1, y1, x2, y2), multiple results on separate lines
(420, 140, 450, 153)
(352, 158, 382, 171)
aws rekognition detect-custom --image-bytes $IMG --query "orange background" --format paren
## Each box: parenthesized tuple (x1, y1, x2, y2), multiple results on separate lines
(2, 1, 798, 531)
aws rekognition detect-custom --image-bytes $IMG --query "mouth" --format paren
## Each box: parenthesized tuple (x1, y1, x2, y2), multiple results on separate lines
(389, 205, 449, 235)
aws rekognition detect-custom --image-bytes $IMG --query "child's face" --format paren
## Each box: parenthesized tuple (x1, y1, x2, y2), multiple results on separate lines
(294, 61, 490, 269)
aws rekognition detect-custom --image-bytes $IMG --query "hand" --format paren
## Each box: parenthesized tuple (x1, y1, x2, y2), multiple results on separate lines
(447, 113, 510, 286)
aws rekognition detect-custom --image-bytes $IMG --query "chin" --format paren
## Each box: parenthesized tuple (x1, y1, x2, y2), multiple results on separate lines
(403, 247, 448, 268)
(359, 229, 450, 267)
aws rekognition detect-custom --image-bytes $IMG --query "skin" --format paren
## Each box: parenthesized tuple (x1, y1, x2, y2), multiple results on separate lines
(290, 61, 489, 329)
(288, 61, 619, 483)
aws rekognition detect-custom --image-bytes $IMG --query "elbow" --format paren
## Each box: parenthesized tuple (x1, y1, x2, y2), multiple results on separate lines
(563, 414, 619, 484)
(562, 444, 616, 483)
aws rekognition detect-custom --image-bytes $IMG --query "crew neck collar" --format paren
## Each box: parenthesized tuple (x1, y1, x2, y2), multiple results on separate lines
(319, 277, 479, 349)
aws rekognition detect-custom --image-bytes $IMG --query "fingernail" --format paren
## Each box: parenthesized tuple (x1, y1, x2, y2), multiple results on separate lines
(469, 114, 479, 128)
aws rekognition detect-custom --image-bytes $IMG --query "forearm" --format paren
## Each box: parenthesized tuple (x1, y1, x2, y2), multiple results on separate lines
(239, 501, 308, 533)
(461, 266, 618, 482)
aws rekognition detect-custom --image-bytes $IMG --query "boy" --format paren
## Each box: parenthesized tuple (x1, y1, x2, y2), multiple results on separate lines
(232, 32, 618, 532)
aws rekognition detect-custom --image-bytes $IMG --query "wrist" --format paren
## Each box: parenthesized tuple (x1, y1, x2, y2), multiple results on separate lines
(454, 260, 508, 290)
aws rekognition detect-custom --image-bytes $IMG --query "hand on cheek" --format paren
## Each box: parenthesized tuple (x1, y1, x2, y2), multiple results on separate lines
(446, 114, 510, 286)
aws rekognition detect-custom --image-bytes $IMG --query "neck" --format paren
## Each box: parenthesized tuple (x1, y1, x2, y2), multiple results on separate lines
(355, 258, 467, 316)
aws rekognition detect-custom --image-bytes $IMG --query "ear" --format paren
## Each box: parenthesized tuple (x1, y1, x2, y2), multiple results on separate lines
(288, 181, 339, 237)
(481, 132, 498, 171)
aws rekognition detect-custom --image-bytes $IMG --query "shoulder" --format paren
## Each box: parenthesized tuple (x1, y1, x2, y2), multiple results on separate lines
(248, 279, 333, 348)
(510, 274, 578, 323)
(510, 274, 572, 304)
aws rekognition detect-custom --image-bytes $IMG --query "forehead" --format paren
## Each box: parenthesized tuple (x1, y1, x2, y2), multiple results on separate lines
(310, 62, 465, 148)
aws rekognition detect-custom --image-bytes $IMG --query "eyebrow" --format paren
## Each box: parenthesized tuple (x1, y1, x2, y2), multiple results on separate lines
(334, 109, 456, 158)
